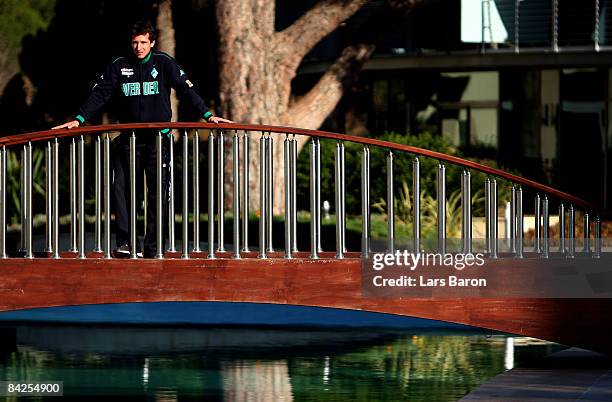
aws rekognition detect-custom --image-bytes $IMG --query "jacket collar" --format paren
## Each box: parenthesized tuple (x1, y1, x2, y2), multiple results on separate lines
(140, 50, 153, 64)
(131, 50, 153, 64)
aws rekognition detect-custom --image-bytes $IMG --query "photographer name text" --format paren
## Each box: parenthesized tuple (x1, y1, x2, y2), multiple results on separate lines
(369, 250, 487, 289)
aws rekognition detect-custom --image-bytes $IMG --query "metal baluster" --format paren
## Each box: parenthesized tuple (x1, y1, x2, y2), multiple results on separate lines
(490, 178, 498, 258)
(583, 212, 591, 253)
(103, 134, 111, 259)
(156, 131, 163, 259)
(514, 0, 520, 53)
(25, 142, 33, 259)
(568, 204, 575, 258)
(309, 138, 318, 259)
(465, 170, 472, 254)
(20, 146, 24, 252)
(335, 141, 345, 258)
(217, 130, 226, 252)
(0, 146, 6, 258)
(485, 178, 491, 253)
(266, 135, 274, 253)
(167, 135, 176, 252)
(595, 0, 601, 52)
(69, 139, 77, 252)
(78, 136, 85, 259)
(182, 130, 189, 259)
(552, 0, 559, 52)
(510, 185, 516, 253)
(69, 137, 78, 252)
(413, 156, 420, 254)
(291, 136, 298, 253)
(387, 151, 394, 254)
(193, 130, 201, 252)
(594, 215, 601, 258)
(45, 141, 52, 253)
(361, 146, 370, 258)
(534, 194, 541, 253)
(284, 135, 292, 259)
(259, 133, 267, 258)
(316, 137, 322, 253)
(232, 130, 240, 259)
(53, 139, 60, 259)
(516, 186, 523, 258)
(24, 143, 32, 257)
(461, 170, 466, 251)
(340, 142, 346, 253)
(542, 195, 549, 258)
(559, 202, 565, 254)
(241, 131, 250, 252)
(208, 131, 215, 258)
(129, 132, 137, 259)
(93, 136, 102, 252)
(437, 163, 446, 254)
(143, 173, 147, 236)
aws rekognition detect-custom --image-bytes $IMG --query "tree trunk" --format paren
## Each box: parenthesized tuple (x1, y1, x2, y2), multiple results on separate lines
(216, 0, 415, 216)
(156, 0, 179, 122)
(0, 48, 19, 97)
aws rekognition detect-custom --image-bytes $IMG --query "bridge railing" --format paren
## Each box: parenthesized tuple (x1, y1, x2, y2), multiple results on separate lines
(0, 122, 605, 259)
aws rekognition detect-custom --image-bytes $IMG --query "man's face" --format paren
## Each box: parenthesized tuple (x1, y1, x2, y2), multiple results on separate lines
(131, 33, 155, 60)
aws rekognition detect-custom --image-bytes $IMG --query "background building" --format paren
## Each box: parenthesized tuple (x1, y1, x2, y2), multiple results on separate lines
(292, 0, 612, 209)
(1, 0, 608, 209)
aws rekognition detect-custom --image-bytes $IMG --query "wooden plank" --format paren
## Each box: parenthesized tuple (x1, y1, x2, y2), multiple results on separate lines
(0, 258, 611, 354)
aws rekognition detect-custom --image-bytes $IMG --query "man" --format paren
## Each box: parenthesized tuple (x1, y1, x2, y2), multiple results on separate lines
(53, 21, 230, 258)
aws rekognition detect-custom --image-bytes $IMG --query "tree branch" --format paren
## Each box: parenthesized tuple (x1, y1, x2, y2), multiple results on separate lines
(251, 0, 275, 37)
(156, 0, 179, 122)
(156, 0, 175, 56)
(283, 43, 374, 129)
(216, 0, 255, 47)
(277, 0, 367, 67)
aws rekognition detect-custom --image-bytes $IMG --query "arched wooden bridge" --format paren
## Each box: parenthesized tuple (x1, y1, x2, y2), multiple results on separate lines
(0, 123, 610, 354)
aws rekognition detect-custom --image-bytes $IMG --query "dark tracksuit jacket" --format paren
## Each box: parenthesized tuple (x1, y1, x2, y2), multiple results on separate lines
(75, 50, 212, 126)
(75, 50, 212, 254)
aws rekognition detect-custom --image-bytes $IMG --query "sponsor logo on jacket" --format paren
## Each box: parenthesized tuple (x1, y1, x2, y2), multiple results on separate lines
(122, 81, 159, 97)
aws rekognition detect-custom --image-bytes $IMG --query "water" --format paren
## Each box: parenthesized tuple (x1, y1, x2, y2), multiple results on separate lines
(0, 325, 561, 401)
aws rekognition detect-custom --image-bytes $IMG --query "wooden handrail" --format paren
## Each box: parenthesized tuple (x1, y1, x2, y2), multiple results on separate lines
(0, 122, 605, 214)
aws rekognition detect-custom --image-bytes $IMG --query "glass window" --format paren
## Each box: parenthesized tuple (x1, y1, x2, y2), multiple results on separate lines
(372, 80, 388, 112)
(471, 108, 498, 148)
(441, 72, 499, 101)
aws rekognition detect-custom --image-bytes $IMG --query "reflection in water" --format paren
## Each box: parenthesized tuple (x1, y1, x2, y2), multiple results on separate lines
(505, 337, 515, 370)
(222, 360, 293, 402)
(323, 355, 330, 386)
(154, 389, 177, 402)
(143, 357, 150, 388)
(0, 325, 561, 401)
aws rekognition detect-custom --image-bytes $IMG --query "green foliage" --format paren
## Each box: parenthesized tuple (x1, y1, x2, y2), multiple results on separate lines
(0, 0, 56, 50)
(373, 181, 485, 239)
(296, 131, 512, 217)
(6, 147, 46, 224)
(0, 0, 56, 88)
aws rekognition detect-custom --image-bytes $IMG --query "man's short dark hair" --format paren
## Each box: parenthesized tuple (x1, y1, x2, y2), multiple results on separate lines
(131, 21, 156, 42)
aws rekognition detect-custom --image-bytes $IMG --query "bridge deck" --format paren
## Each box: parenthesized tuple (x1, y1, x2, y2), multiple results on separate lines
(0, 257, 611, 355)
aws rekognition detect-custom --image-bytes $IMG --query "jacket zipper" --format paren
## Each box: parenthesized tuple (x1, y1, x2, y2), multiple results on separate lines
(138, 62, 143, 122)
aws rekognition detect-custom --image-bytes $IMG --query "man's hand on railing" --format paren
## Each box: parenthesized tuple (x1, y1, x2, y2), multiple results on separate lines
(52, 120, 80, 130)
(208, 116, 233, 124)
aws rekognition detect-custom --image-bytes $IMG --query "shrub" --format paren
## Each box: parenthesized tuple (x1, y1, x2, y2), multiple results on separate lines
(296, 132, 513, 217)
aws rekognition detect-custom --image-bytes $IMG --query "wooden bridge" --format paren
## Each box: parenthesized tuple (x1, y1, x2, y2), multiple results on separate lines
(0, 123, 609, 354)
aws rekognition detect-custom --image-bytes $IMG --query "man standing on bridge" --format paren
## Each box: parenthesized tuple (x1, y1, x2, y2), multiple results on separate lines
(53, 21, 231, 258)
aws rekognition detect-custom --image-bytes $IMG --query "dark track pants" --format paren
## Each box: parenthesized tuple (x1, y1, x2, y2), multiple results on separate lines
(112, 132, 170, 256)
